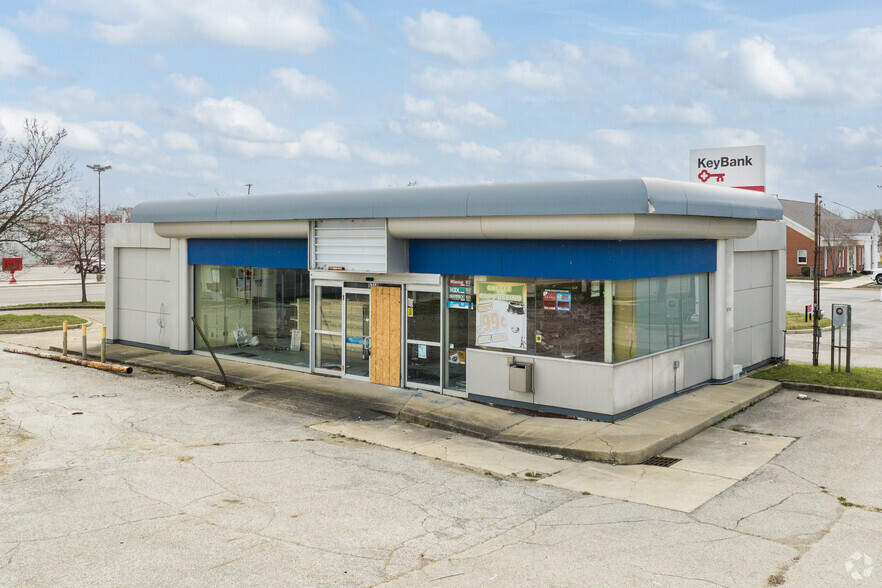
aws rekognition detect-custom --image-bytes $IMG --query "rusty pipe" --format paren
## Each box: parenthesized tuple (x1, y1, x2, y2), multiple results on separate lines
(3, 346, 133, 375)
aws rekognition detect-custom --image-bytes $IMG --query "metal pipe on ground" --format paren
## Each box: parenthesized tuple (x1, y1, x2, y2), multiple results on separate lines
(3, 346, 133, 375)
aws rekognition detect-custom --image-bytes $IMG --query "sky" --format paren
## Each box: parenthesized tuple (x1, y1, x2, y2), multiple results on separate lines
(1, 1, 881, 212)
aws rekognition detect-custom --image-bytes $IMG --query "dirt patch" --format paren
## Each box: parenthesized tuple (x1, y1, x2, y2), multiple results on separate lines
(0, 421, 38, 477)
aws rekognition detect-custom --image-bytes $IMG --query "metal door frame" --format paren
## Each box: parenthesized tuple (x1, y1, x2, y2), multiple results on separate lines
(312, 279, 344, 377)
(404, 284, 443, 392)
(342, 286, 371, 381)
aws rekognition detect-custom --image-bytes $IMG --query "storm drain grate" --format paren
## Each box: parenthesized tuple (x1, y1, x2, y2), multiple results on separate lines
(643, 456, 682, 468)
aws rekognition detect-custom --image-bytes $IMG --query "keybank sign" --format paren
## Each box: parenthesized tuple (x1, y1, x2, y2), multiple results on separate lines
(689, 145, 766, 192)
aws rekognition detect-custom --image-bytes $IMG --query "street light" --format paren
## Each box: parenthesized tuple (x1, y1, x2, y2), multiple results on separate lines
(87, 164, 111, 272)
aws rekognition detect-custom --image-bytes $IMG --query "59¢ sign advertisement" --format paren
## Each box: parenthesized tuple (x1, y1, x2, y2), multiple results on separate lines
(476, 282, 527, 350)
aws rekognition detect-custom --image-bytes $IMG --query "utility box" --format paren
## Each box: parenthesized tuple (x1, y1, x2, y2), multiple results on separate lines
(832, 304, 850, 327)
(508, 361, 533, 394)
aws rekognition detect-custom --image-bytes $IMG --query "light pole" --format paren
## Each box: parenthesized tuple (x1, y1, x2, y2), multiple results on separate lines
(87, 164, 111, 272)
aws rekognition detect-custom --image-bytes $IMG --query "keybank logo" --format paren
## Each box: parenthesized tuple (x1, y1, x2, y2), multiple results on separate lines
(696, 155, 754, 170)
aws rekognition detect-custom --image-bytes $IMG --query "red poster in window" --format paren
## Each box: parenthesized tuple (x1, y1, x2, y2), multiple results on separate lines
(543, 290, 557, 311)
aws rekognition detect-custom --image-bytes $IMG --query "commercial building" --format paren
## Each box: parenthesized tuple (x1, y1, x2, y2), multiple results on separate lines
(108, 178, 784, 421)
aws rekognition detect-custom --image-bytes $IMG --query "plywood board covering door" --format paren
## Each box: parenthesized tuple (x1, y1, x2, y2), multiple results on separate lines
(370, 286, 401, 386)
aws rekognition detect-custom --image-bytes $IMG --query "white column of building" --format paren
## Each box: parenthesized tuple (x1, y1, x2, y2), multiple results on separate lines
(105, 237, 118, 342)
(173, 237, 191, 353)
(712, 239, 735, 380)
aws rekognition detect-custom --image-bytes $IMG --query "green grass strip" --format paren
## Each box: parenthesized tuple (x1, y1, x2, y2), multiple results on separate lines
(785, 311, 831, 330)
(751, 362, 882, 392)
(0, 314, 88, 330)
(0, 301, 105, 310)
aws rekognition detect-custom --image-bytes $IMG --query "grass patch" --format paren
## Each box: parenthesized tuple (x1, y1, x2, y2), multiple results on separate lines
(857, 283, 881, 289)
(0, 301, 104, 310)
(785, 311, 831, 330)
(0, 314, 87, 330)
(751, 362, 882, 392)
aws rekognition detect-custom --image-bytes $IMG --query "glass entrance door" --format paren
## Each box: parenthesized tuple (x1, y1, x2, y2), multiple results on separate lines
(313, 282, 343, 374)
(405, 288, 442, 391)
(343, 289, 370, 379)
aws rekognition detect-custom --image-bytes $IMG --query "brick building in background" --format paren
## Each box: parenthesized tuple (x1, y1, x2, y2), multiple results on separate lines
(780, 199, 880, 277)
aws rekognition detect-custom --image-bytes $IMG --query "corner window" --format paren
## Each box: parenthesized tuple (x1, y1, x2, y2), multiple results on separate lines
(797, 250, 807, 265)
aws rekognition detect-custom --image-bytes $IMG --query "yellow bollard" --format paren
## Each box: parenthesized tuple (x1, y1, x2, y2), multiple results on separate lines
(81, 324, 88, 359)
(62, 321, 68, 356)
(101, 326, 107, 363)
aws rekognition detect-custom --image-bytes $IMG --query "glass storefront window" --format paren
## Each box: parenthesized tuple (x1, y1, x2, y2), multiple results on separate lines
(194, 265, 311, 368)
(613, 274, 708, 362)
(444, 272, 708, 389)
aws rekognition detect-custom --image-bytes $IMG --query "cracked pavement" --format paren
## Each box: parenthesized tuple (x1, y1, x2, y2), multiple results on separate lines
(1, 353, 881, 586)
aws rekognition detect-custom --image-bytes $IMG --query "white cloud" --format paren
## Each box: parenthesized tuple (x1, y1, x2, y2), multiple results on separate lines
(442, 101, 506, 129)
(166, 72, 212, 96)
(686, 28, 882, 104)
(0, 28, 40, 77)
(402, 95, 505, 129)
(218, 123, 350, 162)
(438, 141, 504, 164)
(698, 127, 762, 148)
(403, 94, 437, 118)
(591, 129, 635, 149)
(622, 102, 715, 125)
(84, 0, 331, 52)
(185, 152, 218, 168)
(726, 37, 807, 100)
(343, 3, 368, 27)
(584, 42, 637, 69)
(162, 131, 200, 152)
(549, 41, 583, 62)
(354, 146, 419, 166)
(402, 10, 493, 64)
(504, 139, 595, 170)
(79, 120, 155, 156)
(271, 68, 338, 102)
(298, 123, 350, 161)
(503, 60, 565, 90)
(404, 120, 458, 141)
(12, 8, 70, 34)
(834, 125, 882, 149)
(193, 97, 286, 141)
(412, 66, 491, 93)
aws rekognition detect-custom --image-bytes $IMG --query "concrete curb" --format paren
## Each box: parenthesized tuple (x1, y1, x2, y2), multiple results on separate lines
(786, 326, 832, 334)
(0, 320, 92, 335)
(780, 381, 882, 400)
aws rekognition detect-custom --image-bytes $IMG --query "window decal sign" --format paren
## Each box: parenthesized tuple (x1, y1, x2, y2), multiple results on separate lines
(543, 289, 571, 312)
(476, 281, 527, 350)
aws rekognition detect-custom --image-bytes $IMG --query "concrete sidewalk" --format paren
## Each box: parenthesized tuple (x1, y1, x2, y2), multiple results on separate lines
(786, 275, 877, 289)
(1, 319, 780, 464)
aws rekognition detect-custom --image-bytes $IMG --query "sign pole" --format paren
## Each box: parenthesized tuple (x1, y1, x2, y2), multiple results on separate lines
(812, 193, 822, 366)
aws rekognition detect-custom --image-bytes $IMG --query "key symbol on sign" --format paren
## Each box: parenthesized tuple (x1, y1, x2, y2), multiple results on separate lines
(698, 169, 726, 183)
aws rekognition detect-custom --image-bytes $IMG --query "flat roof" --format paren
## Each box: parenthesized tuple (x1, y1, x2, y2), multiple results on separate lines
(131, 177, 783, 223)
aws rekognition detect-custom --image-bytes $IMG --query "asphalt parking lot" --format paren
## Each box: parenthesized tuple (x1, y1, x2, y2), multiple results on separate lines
(2, 351, 882, 586)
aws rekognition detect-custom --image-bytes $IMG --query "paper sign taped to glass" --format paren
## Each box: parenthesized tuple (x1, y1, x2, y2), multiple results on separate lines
(475, 281, 527, 350)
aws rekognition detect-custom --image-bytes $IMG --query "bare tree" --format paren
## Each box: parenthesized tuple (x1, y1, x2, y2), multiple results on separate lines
(818, 212, 857, 277)
(0, 119, 75, 257)
(47, 194, 101, 303)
